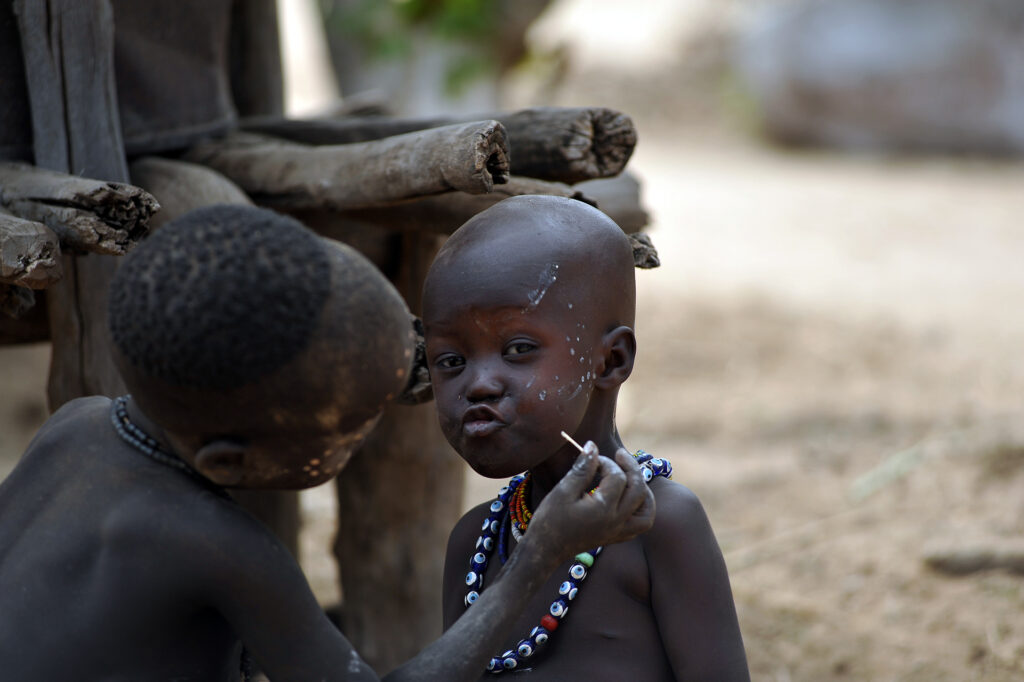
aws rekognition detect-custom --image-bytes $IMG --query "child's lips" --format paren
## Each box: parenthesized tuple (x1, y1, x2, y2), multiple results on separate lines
(462, 406, 505, 437)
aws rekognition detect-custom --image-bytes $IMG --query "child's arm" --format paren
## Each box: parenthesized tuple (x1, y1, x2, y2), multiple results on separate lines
(644, 479, 750, 681)
(387, 447, 654, 681)
(203, 446, 652, 682)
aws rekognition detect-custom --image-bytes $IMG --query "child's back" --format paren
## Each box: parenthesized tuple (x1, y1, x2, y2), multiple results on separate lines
(425, 196, 750, 680)
(0, 397, 252, 679)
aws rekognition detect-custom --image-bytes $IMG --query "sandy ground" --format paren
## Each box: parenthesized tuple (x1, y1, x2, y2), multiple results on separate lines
(3, 2, 1024, 679)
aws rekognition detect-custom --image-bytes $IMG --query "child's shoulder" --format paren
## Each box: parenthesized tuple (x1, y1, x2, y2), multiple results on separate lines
(641, 476, 720, 556)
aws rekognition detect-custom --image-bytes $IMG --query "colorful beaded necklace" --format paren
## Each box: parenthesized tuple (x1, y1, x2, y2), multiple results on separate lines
(464, 450, 672, 674)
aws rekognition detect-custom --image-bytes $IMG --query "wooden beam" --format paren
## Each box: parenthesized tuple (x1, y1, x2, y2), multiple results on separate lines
(289, 176, 590, 237)
(0, 208, 62, 289)
(241, 106, 637, 184)
(186, 122, 510, 211)
(129, 157, 251, 231)
(0, 162, 158, 255)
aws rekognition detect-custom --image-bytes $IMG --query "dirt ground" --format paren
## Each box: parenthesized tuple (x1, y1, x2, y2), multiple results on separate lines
(4, 3, 1024, 680)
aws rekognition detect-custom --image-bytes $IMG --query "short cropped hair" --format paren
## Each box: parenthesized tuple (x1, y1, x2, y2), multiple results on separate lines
(109, 204, 331, 391)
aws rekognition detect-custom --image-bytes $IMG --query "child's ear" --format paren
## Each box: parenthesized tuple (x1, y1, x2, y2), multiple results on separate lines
(593, 325, 636, 389)
(193, 440, 247, 487)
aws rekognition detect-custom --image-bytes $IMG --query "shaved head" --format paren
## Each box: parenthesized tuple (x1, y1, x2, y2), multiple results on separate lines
(425, 195, 635, 333)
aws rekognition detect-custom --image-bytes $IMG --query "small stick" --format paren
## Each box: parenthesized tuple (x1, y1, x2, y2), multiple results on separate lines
(561, 431, 585, 453)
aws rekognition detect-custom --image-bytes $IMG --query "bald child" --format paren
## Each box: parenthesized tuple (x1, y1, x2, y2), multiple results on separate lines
(425, 196, 749, 680)
(0, 204, 655, 681)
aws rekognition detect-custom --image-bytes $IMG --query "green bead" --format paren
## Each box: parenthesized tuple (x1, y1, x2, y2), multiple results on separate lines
(575, 552, 594, 567)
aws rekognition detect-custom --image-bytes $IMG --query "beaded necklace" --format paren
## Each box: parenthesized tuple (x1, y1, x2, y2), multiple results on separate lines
(109, 395, 230, 499)
(464, 450, 672, 674)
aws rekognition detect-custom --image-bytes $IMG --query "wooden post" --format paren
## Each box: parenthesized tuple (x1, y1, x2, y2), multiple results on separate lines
(15, 0, 131, 407)
(330, 227, 465, 675)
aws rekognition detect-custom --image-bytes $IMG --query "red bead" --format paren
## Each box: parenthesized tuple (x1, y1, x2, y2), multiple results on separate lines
(540, 614, 559, 631)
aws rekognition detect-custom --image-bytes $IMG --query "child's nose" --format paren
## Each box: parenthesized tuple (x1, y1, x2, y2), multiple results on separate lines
(465, 363, 505, 402)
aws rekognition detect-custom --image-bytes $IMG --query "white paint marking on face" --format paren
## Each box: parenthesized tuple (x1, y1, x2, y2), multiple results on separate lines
(568, 302, 573, 309)
(539, 390, 547, 401)
(526, 377, 535, 389)
(524, 263, 559, 311)
(569, 348, 575, 356)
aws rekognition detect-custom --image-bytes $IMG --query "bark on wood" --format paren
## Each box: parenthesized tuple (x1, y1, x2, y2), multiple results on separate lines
(241, 106, 637, 183)
(332, 227, 464, 675)
(185, 122, 510, 210)
(15, 0, 130, 406)
(129, 157, 251, 230)
(289, 176, 590, 236)
(0, 208, 62, 289)
(0, 162, 158, 255)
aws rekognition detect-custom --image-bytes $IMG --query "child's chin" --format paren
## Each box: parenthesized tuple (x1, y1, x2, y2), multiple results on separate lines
(469, 460, 523, 480)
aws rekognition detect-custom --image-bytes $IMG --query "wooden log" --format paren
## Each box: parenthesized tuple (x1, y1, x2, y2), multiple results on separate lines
(575, 172, 649, 234)
(289, 176, 591, 237)
(0, 162, 158, 255)
(129, 157, 252, 230)
(0, 208, 62, 289)
(184, 122, 510, 211)
(240, 106, 637, 184)
(497, 107, 636, 184)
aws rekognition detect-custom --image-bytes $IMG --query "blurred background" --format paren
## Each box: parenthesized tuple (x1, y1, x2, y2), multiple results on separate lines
(4, 0, 1024, 679)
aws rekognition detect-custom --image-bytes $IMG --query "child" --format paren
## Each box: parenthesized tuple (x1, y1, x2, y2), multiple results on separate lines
(0, 204, 656, 681)
(424, 196, 750, 680)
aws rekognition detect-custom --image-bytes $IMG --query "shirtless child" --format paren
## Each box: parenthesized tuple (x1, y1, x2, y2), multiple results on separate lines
(0, 204, 655, 681)
(424, 196, 750, 680)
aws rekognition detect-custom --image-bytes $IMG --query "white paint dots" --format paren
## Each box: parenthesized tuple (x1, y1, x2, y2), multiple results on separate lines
(569, 348, 575, 356)
(539, 390, 547, 401)
(568, 303, 573, 309)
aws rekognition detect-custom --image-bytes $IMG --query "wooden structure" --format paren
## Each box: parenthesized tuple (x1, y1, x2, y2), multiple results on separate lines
(0, 0, 647, 674)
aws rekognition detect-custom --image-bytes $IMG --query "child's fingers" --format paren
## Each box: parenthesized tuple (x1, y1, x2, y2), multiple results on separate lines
(588, 453, 627, 506)
(613, 448, 653, 517)
(552, 441, 600, 499)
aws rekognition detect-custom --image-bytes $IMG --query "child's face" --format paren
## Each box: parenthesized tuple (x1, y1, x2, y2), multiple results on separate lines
(425, 267, 599, 478)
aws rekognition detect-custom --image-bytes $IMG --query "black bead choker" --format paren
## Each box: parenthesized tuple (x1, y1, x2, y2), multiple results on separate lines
(110, 395, 229, 498)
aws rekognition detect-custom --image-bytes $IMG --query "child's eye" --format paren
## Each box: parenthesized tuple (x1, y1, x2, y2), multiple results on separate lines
(504, 341, 537, 357)
(435, 354, 465, 370)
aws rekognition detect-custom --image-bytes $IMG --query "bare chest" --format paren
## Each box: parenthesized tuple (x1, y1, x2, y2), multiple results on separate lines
(473, 537, 675, 681)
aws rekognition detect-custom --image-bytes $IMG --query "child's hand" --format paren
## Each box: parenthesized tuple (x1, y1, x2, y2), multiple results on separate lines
(528, 442, 655, 559)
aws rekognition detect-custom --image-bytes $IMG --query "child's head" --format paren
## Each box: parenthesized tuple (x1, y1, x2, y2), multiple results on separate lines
(109, 204, 415, 489)
(422, 195, 636, 478)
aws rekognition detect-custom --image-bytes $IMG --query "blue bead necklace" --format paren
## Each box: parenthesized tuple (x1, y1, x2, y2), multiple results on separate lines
(110, 395, 230, 499)
(464, 450, 672, 674)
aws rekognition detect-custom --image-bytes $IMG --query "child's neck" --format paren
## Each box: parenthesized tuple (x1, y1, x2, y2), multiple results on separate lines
(527, 426, 625, 504)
